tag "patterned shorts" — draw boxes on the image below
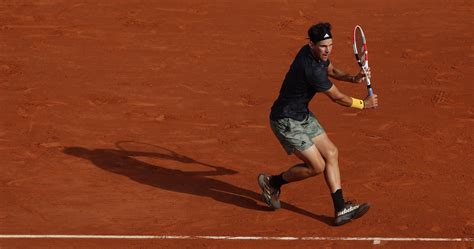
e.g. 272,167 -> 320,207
270,112 -> 325,155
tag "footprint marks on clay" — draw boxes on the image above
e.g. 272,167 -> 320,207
400,49 -> 433,60
0,63 -> 22,78
277,11 -> 309,32
431,90 -> 447,105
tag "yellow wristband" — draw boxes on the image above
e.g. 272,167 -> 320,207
351,97 -> 364,109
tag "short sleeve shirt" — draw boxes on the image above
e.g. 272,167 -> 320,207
270,44 -> 333,121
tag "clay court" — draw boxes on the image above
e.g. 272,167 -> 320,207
1,0 -> 473,248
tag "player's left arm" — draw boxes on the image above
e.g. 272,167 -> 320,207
327,62 -> 369,83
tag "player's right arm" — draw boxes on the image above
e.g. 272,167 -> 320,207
327,62 -> 370,84
324,84 -> 378,109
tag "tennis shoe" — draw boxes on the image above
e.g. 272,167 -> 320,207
257,173 -> 281,209
334,200 -> 370,226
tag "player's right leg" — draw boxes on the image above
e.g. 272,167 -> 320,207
285,145 -> 326,181
258,144 -> 326,209
260,114 -> 326,209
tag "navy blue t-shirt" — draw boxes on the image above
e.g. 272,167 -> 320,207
270,44 -> 333,121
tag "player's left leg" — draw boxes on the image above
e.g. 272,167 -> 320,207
311,133 -> 341,193
311,133 -> 370,226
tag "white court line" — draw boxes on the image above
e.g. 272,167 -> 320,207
0,235 -> 473,243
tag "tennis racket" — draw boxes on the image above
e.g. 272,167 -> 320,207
353,25 -> 374,96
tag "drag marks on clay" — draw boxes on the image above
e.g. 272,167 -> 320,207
215,93 -> 265,108
167,138 -> 220,145
455,115 -> 474,123
5,175 -> 47,187
375,120 -> 397,132
65,30 -> 106,41
124,111 -> 175,123
400,49 -> 433,60
27,100 -> 68,108
38,142 -> 62,148
362,133 -> 384,140
128,102 -> 156,107
0,146 -> 22,151
0,131 -> 9,143
119,16 -> 161,29
223,122 -> 266,130
191,123 -> 219,127
154,7 -> 208,16
87,94 -> 128,106
243,124 -> 266,129
54,2 -> 84,16
178,83 -> 209,95
0,25 -> 64,30
433,71 -> 461,84
341,112 -> 358,117
238,94 -> 264,107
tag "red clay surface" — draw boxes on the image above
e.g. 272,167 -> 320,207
1,0 -> 473,248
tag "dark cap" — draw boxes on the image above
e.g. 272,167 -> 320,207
308,22 -> 332,43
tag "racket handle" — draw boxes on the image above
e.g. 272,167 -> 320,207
365,76 -> 374,96
368,87 -> 374,96
365,77 -> 377,108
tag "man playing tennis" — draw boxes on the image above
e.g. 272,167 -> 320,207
258,22 -> 378,226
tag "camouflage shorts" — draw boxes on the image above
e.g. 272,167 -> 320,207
270,112 -> 325,155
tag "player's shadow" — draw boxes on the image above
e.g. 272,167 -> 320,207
63,143 -> 333,225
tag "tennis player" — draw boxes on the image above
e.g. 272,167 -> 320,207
258,22 -> 378,226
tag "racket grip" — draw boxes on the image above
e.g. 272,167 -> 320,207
365,77 -> 376,108
365,76 -> 374,96
368,87 -> 374,96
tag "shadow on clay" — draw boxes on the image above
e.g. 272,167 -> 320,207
62,141 -> 333,225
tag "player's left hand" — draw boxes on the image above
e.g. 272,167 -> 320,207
354,67 -> 371,83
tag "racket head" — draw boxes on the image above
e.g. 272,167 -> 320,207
353,25 -> 375,96
353,25 -> 368,67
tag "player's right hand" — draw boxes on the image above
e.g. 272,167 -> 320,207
364,94 -> 378,109
354,67 -> 371,83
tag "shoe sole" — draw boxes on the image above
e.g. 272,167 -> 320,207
352,203 -> 370,220
257,174 -> 280,210
335,203 -> 370,226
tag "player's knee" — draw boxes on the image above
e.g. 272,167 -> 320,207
326,146 -> 338,161
307,162 -> 325,176
314,163 -> 326,175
